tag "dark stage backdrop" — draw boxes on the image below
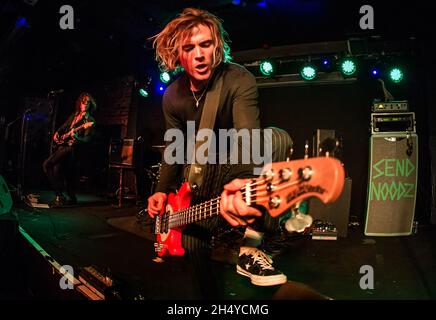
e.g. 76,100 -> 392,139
259,82 -> 372,221
258,78 -> 430,222
136,56 -> 431,223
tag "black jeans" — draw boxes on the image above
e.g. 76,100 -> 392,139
42,145 -> 76,198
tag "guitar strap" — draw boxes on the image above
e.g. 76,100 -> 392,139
187,72 -> 223,193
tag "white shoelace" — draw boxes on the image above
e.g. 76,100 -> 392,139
246,249 -> 274,271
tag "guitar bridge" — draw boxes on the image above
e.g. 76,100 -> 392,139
245,182 -> 251,206
154,216 -> 160,234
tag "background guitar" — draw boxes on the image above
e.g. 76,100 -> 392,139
52,121 -> 94,148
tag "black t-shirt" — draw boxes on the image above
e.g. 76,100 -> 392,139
155,62 -> 260,199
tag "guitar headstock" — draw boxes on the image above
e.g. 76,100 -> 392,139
247,157 -> 345,217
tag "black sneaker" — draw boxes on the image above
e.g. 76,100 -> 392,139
236,247 -> 287,286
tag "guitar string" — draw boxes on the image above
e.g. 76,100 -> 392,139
166,184 -> 303,228
163,180 -> 276,227
165,176 -> 304,223
161,163 -> 326,228
157,165 -> 335,233
166,198 -> 220,226
164,178 -> 267,223
163,178 -> 266,223
164,178 -> 304,228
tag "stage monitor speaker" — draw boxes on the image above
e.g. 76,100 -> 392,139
308,177 -> 352,237
0,175 -> 13,215
109,138 -> 135,166
365,133 -> 418,236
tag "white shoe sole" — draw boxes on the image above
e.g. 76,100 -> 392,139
237,265 -> 287,286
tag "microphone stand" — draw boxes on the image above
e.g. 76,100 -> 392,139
47,91 -> 61,155
1,112 -> 28,198
0,115 -> 6,173
16,109 -> 32,200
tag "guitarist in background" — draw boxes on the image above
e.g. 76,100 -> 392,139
148,8 -> 292,287
43,92 -> 96,207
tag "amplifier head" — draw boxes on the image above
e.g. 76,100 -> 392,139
371,112 -> 416,134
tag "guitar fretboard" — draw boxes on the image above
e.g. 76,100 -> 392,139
167,197 -> 221,229
156,181 -> 256,233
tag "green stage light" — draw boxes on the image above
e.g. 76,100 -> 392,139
300,64 -> 317,81
260,60 -> 274,76
160,72 -> 171,83
389,68 -> 404,83
340,59 -> 357,76
139,88 -> 149,98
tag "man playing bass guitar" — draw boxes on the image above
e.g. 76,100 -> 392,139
43,92 -> 96,207
147,8 -> 294,287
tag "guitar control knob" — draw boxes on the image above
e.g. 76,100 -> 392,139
279,168 -> 292,181
298,166 -> 313,181
263,169 -> 274,182
268,196 -> 281,209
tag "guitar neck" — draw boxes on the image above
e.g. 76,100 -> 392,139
159,157 -> 345,231
167,182 -> 255,229
168,196 -> 222,229
70,123 -> 86,134
60,122 -> 91,141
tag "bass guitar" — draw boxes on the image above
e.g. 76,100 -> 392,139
154,157 -> 345,257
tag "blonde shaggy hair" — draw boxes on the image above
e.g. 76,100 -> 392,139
151,8 -> 232,72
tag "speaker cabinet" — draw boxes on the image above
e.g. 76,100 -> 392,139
308,177 -> 352,237
109,138 -> 135,166
365,133 -> 418,236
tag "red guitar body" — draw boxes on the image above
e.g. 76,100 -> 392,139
155,182 -> 192,257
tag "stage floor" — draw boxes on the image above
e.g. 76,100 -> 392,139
3,191 -> 436,300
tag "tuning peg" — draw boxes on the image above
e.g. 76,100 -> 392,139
304,140 -> 309,159
298,166 -> 313,181
268,196 -> 281,209
263,168 -> 274,182
279,168 -> 292,181
287,147 -> 294,162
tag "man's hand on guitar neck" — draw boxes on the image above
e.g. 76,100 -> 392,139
147,192 -> 168,218
220,178 -> 263,227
